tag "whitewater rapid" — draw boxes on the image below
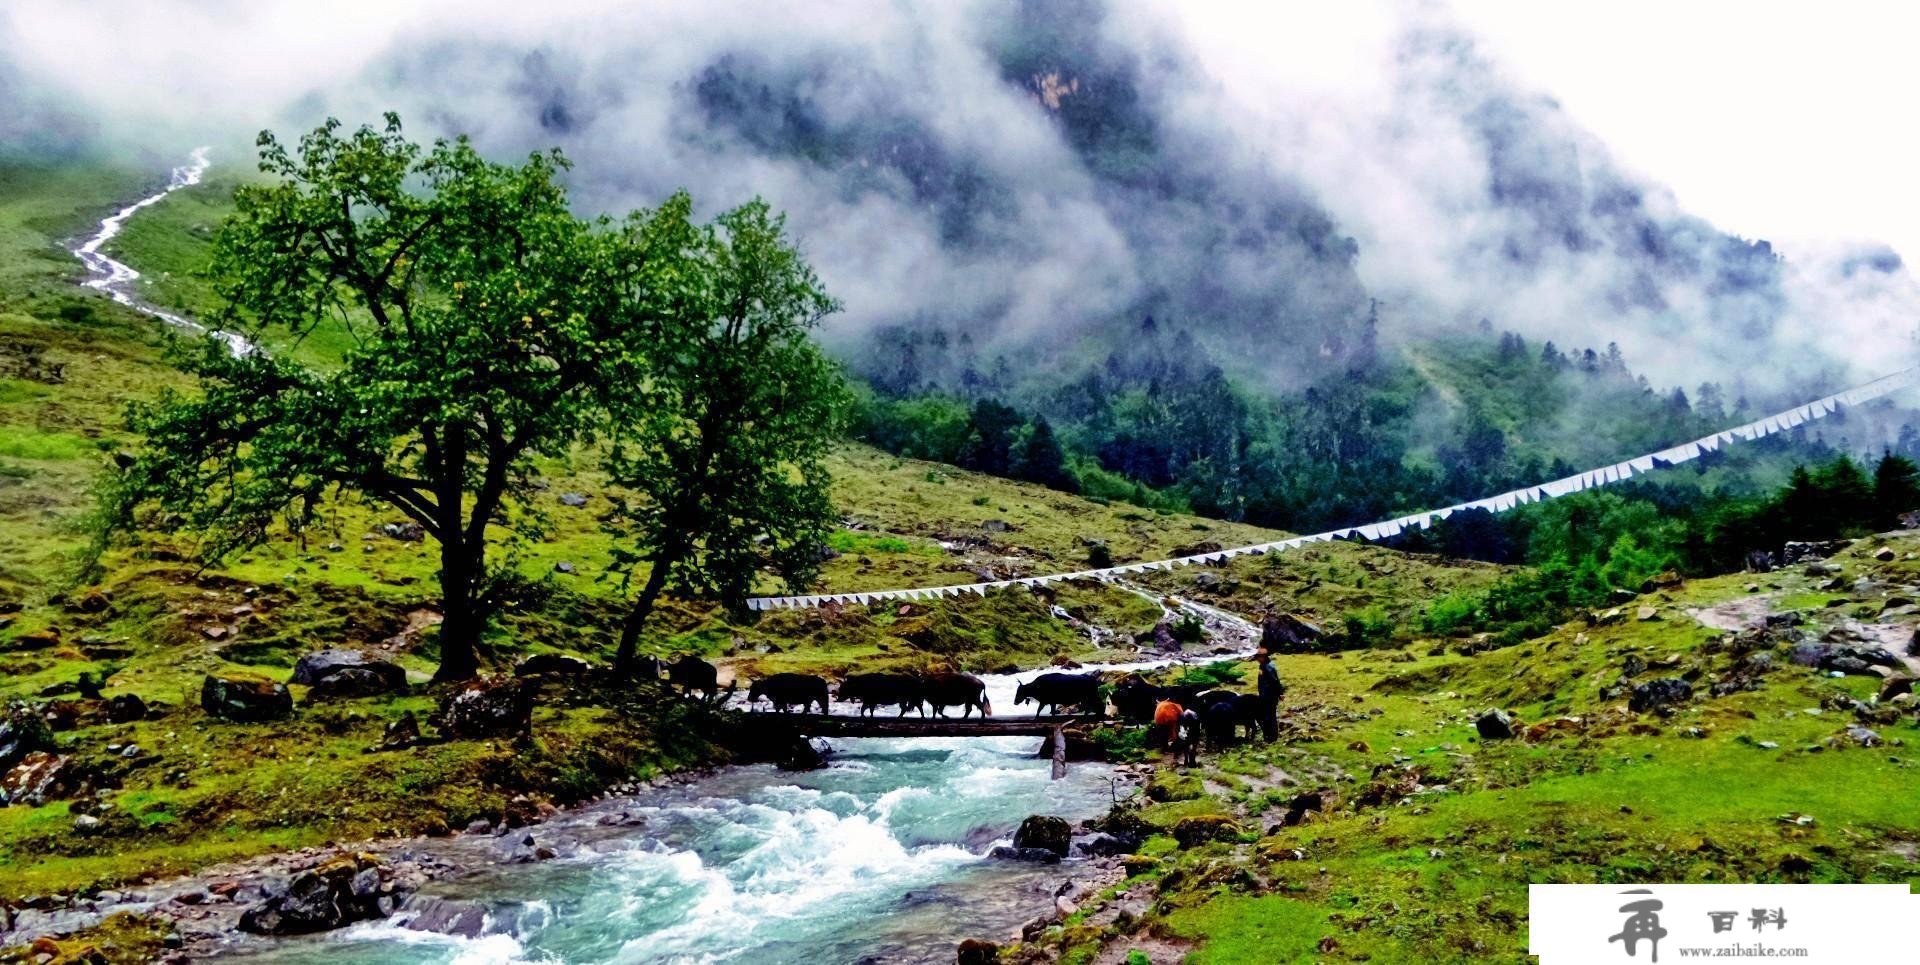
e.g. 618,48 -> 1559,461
235,737 -> 1120,964
70,147 -> 252,354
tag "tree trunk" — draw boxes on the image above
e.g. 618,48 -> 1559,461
431,535 -> 484,682
614,551 -> 677,676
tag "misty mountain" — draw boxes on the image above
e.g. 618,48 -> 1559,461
8,1 -> 1915,394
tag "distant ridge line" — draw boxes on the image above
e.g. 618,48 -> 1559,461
748,365 -> 1920,611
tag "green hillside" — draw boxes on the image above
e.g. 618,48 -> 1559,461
1,159 -> 1914,965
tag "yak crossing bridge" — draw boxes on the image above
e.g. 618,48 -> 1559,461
744,712 -> 1096,779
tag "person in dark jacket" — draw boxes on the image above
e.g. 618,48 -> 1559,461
1255,649 -> 1285,741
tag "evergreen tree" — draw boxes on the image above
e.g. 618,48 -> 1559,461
1872,451 -> 1920,526
957,399 -> 1022,475
1015,417 -> 1078,492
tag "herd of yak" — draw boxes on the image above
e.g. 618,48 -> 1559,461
643,655 -> 1267,746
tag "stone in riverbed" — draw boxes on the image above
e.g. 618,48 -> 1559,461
986,845 -> 1061,864
956,938 -> 1001,965
237,853 -> 386,935
1011,815 -> 1071,857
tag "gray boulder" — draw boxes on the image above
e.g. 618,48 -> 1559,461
291,649 -> 407,690
1474,708 -> 1515,741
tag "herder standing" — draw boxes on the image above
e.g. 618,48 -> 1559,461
1255,648 -> 1284,742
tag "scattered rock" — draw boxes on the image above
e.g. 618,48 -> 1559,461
1171,815 -> 1245,848
1074,832 -> 1141,857
398,896 -> 489,938
1279,790 -> 1327,827
982,519 -> 1011,533
1260,612 -> 1324,652
291,650 -> 407,690
1878,677 -> 1914,703
0,703 -> 55,769
1844,727 -> 1882,748
1474,708 -> 1516,741
433,678 -> 532,740
201,674 -> 294,722
310,667 -> 406,701
1,751 -> 71,806
103,693 -> 148,723
1636,606 -> 1660,622
1628,678 -> 1693,714
1012,815 -> 1071,858
513,653 -> 593,677
1874,546 -> 1897,562
238,853 -> 390,935
558,492 -> 589,508
956,938 -> 1001,965
987,846 -> 1061,864
379,712 -> 421,751
380,521 -> 425,542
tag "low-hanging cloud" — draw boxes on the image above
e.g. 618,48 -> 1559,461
4,0 -> 1914,398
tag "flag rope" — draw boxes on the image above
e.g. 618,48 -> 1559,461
747,366 -> 1920,611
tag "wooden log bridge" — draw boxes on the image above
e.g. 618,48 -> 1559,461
743,712 -> 1101,778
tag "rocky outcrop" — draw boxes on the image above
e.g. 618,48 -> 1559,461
1011,815 -> 1071,858
433,678 -> 532,740
1789,642 -> 1902,677
0,751 -> 70,805
0,703 -> 54,770
1260,612 -> 1323,652
291,649 -> 407,691
1628,678 -> 1693,714
201,675 -> 294,722
237,852 -> 397,935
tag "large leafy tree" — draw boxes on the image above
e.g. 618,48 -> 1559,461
606,201 -> 849,674
102,116 -> 675,681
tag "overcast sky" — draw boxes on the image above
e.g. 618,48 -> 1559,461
1181,0 -> 1920,264
13,1 -> 1916,262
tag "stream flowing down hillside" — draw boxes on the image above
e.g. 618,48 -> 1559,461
70,147 -> 253,354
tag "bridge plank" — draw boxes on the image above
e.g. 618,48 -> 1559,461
739,712 -> 1103,738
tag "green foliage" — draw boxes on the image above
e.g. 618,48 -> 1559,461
96,115 -> 669,680
602,197 -> 850,669
1339,604 -> 1396,647
1174,660 -> 1244,688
